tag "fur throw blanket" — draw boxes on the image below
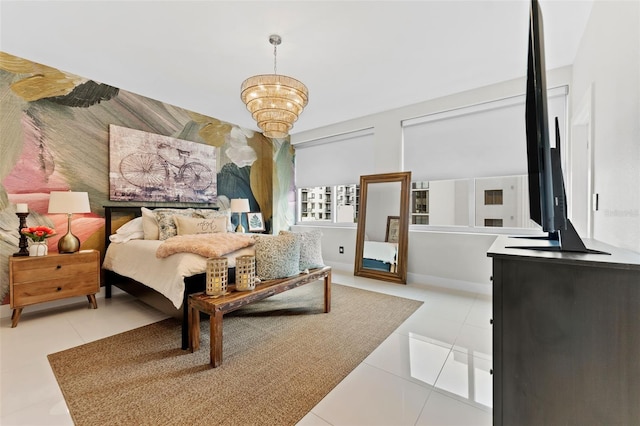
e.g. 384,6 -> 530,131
156,233 -> 255,259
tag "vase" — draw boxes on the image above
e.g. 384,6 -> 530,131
29,241 -> 48,257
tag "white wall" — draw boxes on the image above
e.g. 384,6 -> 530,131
570,0 -> 640,253
292,69 -> 573,294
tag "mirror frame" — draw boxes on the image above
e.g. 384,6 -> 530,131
354,171 -> 411,284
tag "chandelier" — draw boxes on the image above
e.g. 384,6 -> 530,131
241,34 -> 309,139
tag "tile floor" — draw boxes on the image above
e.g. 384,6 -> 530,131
0,269 -> 492,425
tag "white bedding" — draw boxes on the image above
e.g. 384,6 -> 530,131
102,240 -> 255,309
363,241 -> 397,264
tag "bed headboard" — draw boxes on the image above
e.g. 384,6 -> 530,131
104,206 -> 142,250
103,205 -> 219,249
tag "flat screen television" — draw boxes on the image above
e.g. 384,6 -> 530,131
516,0 -> 606,254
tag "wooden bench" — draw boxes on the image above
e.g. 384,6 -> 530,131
188,266 -> 332,367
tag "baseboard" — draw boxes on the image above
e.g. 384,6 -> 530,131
324,260 -> 491,296
407,272 -> 492,296
323,260 -> 353,273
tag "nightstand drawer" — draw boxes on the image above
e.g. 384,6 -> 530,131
11,276 -> 98,306
11,254 -> 97,284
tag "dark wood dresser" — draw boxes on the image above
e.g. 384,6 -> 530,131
488,236 -> 640,425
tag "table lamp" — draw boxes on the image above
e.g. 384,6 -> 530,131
230,198 -> 250,233
48,191 -> 91,253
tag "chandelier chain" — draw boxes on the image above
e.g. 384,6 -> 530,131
273,43 -> 278,75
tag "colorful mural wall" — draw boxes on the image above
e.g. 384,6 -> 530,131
0,52 -> 295,302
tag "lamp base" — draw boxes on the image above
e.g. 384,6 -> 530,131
236,224 -> 245,233
58,232 -> 81,253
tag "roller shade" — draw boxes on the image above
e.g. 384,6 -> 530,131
295,128 -> 374,188
403,86 -> 567,182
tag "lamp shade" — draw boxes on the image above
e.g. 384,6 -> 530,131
230,198 -> 250,213
48,191 -> 91,214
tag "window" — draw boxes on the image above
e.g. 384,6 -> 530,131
402,86 -> 568,182
485,189 -> 503,205
411,181 -> 430,225
408,175 -> 540,230
297,185 -> 359,223
295,129 -> 371,225
402,86 -> 567,232
295,128 -> 374,188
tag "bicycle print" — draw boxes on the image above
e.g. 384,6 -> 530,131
109,125 -> 217,202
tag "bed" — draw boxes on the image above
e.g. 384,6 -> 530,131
362,241 -> 397,272
102,205 -> 254,349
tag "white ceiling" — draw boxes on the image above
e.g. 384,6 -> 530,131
0,0 -> 593,136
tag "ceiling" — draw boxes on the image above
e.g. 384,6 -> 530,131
0,0 -> 593,136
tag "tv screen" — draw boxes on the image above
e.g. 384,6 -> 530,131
526,0 -> 557,233
520,0 -> 606,254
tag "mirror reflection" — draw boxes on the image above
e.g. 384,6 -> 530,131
354,172 -> 411,284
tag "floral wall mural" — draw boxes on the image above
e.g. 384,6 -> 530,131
0,52 -> 295,303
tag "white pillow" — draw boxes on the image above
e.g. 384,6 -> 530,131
117,216 -> 143,234
141,207 -> 159,240
109,231 -> 145,243
109,217 -> 144,243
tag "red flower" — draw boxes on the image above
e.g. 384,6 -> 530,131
21,225 -> 56,242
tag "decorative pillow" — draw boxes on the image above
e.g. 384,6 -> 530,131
280,230 -> 325,270
153,208 -> 196,240
253,234 -> 300,280
174,215 -> 228,236
141,207 -> 160,240
194,209 -> 234,232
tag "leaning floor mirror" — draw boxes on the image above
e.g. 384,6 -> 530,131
354,171 -> 411,284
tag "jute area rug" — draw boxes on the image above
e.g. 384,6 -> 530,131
48,282 -> 422,426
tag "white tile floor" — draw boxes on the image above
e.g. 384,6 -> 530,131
0,269 -> 492,425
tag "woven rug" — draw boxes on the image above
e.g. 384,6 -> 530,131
48,282 -> 422,426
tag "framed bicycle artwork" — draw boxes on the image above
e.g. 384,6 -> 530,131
108,124 -> 217,202
247,212 -> 265,232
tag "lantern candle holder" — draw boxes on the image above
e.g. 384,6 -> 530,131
235,255 -> 256,291
206,257 -> 228,296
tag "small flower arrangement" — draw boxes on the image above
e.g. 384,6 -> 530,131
21,226 -> 56,242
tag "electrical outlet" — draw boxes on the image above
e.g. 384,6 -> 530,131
339,246 -> 344,254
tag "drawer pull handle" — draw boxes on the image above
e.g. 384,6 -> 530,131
56,287 -> 62,291
56,265 -> 62,269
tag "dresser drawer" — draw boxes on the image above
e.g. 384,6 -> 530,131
10,250 -> 99,308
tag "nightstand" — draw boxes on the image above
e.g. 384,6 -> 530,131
9,249 -> 100,327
